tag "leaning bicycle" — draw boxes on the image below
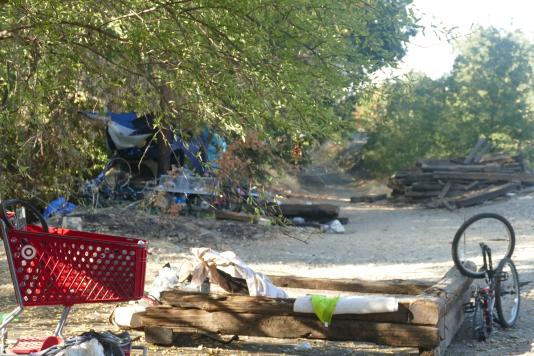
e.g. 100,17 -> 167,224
451,213 -> 520,341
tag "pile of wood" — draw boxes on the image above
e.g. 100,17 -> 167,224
137,265 -> 474,355
388,139 -> 533,208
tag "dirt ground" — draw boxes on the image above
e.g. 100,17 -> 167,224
0,180 -> 533,355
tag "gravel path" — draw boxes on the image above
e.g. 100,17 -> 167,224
0,189 -> 533,355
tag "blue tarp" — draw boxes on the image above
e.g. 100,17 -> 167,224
43,197 -> 76,219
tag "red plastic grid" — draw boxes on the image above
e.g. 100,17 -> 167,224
6,226 -> 147,306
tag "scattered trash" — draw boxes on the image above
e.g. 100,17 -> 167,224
292,217 -> 306,226
148,263 -> 180,300
294,341 -> 313,351
19,330 -> 133,356
184,247 -> 287,298
43,197 -> 76,219
111,304 -> 148,329
156,173 -> 219,196
62,216 -> 82,230
321,220 -> 345,234
257,217 -> 272,226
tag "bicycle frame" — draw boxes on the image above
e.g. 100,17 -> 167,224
467,243 -> 497,339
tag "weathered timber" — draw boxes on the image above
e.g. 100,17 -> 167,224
214,210 -> 257,223
472,141 -> 492,164
409,262 -> 474,326
276,204 -> 339,220
140,308 -> 440,348
404,189 -> 442,198
158,290 -> 413,324
139,265 -> 474,354
144,326 -> 239,346
437,182 -> 452,199
433,171 -> 534,183
452,182 -> 519,208
266,275 -> 432,295
420,163 -> 500,173
435,287 -> 472,355
464,138 -> 487,164
411,182 -> 445,192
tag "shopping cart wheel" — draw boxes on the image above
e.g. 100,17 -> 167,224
0,199 -> 49,232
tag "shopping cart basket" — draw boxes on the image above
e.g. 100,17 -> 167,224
0,199 -> 148,354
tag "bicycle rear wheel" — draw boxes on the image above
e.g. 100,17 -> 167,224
452,213 -> 515,278
495,257 -> 520,328
103,157 -> 131,192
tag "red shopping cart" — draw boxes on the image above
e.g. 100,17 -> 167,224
0,199 -> 148,354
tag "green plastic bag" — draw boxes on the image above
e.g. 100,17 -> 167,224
311,295 -> 340,327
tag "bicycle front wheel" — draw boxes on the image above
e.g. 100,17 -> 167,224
452,213 -> 515,279
495,257 -> 520,328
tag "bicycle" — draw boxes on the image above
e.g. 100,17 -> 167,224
451,213 -> 520,341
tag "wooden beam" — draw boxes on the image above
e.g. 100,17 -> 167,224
433,171 -> 534,183
214,210 -> 257,223
276,204 -> 339,220
409,263 -> 474,326
421,163 -> 500,173
437,182 -> 452,199
452,182 -> 519,208
266,275 -> 433,295
464,138 -> 487,164
140,308 -> 440,348
159,290 -> 413,324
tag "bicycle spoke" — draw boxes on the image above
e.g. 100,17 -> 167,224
495,258 -> 520,327
452,213 -> 515,278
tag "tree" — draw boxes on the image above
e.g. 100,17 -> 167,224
0,0 -> 417,197
357,73 -> 449,174
357,27 -> 534,175
446,28 -> 534,152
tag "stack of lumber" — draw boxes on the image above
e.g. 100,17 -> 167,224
137,264 -> 474,355
388,139 -> 531,208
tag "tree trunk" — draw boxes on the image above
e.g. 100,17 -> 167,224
157,84 -> 173,176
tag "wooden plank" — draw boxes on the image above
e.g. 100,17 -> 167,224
451,182 -> 519,208
464,138 -> 487,164
421,163 -> 500,173
436,287 -> 472,355
411,182 -> 445,192
140,308 -> 440,348
159,290 -> 413,324
351,194 -> 388,203
214,210 -> 257,223
437,182 -> 452,199
144,326 -> 238,346
266,275 -> 432,295
472,141 -> 491,163
433,171 -> 534,183
276,204 -> 339,220
418,286 -> 472,356
409,263 -> 474,326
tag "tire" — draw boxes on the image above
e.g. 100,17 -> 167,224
495,257 -> 520,328
473,297 -> 488,341
103,157 -> 131,192
452,213 -> 515,279
0,199 -> 49,233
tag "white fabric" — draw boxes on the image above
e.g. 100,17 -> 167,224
108,121 -> 151,149
190,247 -> 287,298
293,295 -> 398,314
148,265 -> 180,300
57,338 -> 104,356
111,304 -> 146,329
